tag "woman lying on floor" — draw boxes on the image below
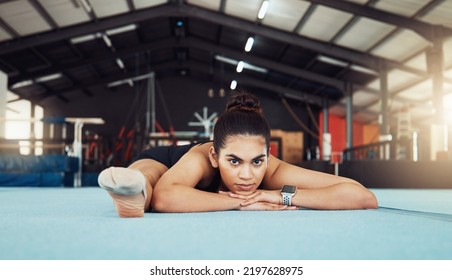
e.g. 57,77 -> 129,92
98,90 -> 378,218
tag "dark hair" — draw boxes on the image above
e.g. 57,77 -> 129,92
213,90 -> 270,153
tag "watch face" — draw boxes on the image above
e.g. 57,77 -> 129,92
282,185 -> 297,194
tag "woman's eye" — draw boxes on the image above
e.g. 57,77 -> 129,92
253,159 -> 263,166
230,159 -> 239,165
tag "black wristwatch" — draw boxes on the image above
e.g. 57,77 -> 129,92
281,185 -> 297,206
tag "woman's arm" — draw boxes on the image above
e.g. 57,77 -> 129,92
288,182 -> 378,210
151,148 -> 291,212
246,155 -> 378,210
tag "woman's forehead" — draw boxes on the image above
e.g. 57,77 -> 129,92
220,135 -> 267,155
224,134 -> 266,144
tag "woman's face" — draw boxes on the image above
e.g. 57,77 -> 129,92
210,134 -> 269,195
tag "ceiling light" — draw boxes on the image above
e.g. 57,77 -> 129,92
70,33 -> 100,44
258,0 -> 269,19
108,79 -> 133,88
107,73 -> 154,88
11,80 -> 33,89
71,32 -> 118,47
244,37 -> 254,52
230,80 -> 237,90
317,55 -> 348,67
35,73 -> 62,83
102,34 -> 112,48
106,24 -> 137,36
350,65 -> 378,75
214,55 -> 268,74
236,61 -> 244,73
242,62 -> 267,73
214,55 -> 237,65
317,55 -> 377,75
116,58 -> 125,70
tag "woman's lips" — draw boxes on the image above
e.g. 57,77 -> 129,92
235,184 -> 255,191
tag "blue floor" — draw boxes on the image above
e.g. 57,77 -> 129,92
0,187 -> 451,260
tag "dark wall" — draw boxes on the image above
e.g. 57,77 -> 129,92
300,160 -> 452,189
40,75 -> 318,150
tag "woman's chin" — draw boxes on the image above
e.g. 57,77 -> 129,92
233,189 -> 257,196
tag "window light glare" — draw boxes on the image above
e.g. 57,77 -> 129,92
444,93 -> 452,123
258,0 -> 269,19
236,61 -> 244,73
230,80 -> 237,90
443,93 -> 452,109
244,37 -> 254,52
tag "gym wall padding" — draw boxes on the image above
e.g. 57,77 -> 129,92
0,155 -> 79,187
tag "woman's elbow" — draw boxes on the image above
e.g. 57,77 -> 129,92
151,188 -> 173,212
356,186 -> 378,209
345,182 -> 378,209
362,190 -> 378,209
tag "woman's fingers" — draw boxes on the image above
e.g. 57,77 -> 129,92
219,190 -> 258,200
241,190 -> 281,206
240,202 -> 298,211
220,190 -> 291,209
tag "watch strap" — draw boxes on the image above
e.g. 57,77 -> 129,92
282,193 -> 292,206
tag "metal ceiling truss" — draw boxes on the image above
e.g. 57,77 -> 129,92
305,0 -> 452,41
1,0 -> 451,124
28,0 -> 59,29
364,0 -> 445,53
9,37 -> 347,95
0,2 -> 436,77
33,59 -> 323,108
7,38 -> 345,106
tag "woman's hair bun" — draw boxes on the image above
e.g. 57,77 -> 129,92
226,91 -> 263,114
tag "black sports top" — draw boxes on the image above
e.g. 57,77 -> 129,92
131,142 -> 220,193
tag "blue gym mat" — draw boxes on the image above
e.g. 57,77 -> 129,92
0,187 -> 451,260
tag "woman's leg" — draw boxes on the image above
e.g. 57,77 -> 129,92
98,159 -> 168,218
128,159 -> 168,212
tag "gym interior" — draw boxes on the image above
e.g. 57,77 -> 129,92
0,0 -> 452,260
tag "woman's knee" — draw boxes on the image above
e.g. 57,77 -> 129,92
128,159 -> 168,187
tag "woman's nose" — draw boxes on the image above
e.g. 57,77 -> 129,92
239,164 -> 252,179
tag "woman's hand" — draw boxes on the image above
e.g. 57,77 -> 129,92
219,190 -> 298,210
239,202 -> 297,211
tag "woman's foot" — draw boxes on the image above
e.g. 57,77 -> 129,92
98,167 -> 147,218
108,192 -> 145,218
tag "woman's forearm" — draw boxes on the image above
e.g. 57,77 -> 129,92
291,183 -> 378,210
151,185 -> 242,213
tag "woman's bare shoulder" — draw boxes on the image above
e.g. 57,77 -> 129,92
191,141 -> 213,151
158,142 -> 214,188
171,142 -> 214,172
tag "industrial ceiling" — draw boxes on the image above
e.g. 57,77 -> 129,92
1,0 -> 452,129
